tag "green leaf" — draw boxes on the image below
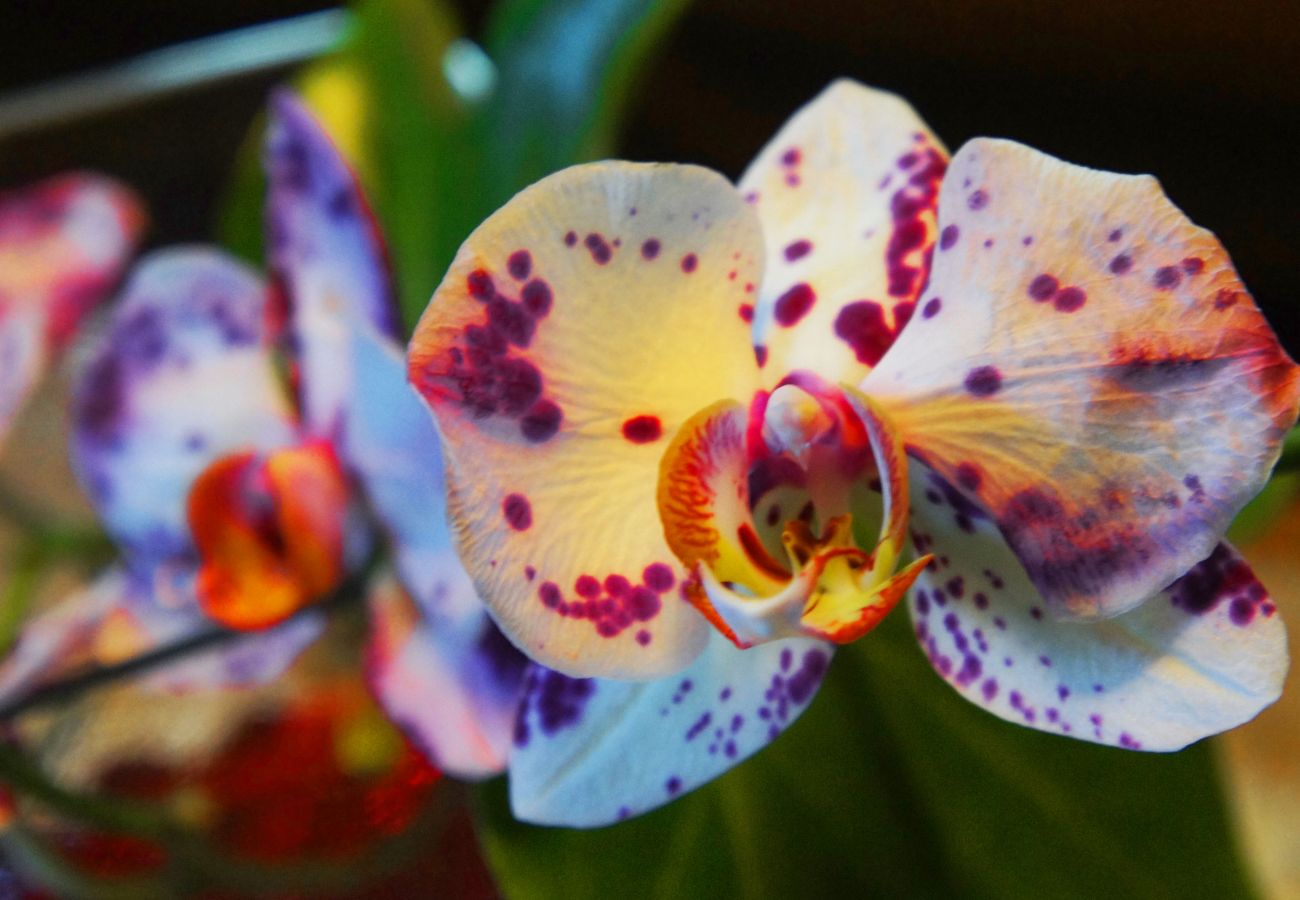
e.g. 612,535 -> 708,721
1278,425 -> 1300,474
348,0 -> 481,329
474,611 -> 1255,900
476,0 -> 692,205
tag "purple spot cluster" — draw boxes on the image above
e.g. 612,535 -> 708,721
753,649 -> 828,741
1026,273 -> 1087,313
885,140 -> 945,299
535,563 -> 677,640
75,269 -> 265,449
1167,543 -> 1273,626
421,263 -> 563,443
512,667 -> 596,748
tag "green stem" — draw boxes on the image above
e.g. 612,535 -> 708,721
0,544 -> 44,657
0,742 -> 176,839
0,548 -> 379,722
0,478 -> 54,535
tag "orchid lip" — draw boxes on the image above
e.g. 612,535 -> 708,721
661,380 -> 925,648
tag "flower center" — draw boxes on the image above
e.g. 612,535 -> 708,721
188,440 -> 350,630
659,376 -> 932,647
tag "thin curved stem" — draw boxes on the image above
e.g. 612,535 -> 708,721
0,548 -> 379,722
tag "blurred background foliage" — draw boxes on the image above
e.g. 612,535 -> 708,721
0,0 -> 1297,896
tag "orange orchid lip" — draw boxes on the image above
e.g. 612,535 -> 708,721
188,440 -> 349,631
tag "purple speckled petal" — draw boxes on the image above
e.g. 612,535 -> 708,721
0,173 -> 144,449
71,248 -> 296,573
507,631 -> 833,826
366,574 -> 527,779
907,462 -> 1286,751
264,91 -> 400,441
866,138 -> 1300,622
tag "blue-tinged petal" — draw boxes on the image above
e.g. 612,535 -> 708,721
264,91 -> 400,440
338,322 -> 453,605
906,463 -> 1286,751
0,173 -> 144,447
867,139 -> 1300,622
366,575 -> 527,779
71,248 -> 296,572
507,631 -> 832,827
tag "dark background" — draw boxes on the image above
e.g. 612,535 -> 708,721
2,0 -> 1296,347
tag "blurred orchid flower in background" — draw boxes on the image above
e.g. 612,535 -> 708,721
0,93 -> 526,779
2,646 -> 497,898
0,173 -> 144,450
408,79 -> 1299,825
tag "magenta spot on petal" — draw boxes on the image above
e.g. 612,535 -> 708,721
1053,286 -> 1086,313
1181,256 -> 1205,274
784,239 -> 812,262
636,629 -> 652,646
964,366 -> 1002,397
521,279 -> 552,317
967,189 -> 988,210
641,238 -> 661,260
1027,274 -> 1058,301
644,563 -> 676,592
1153,266 -> 1182,289
539,582 -> 562,608
584,233 -> 612,265
774,283 -> 816,327
622,415 -> 663,444
1109,253 -> 1133,274
1108,228 -> 1123,242
680,253 -> 698,273
503,493 -> 533,531
507,250 -> 532,280
781,147 -> 801,166
922,297 -> 942,319
834,300 -> 895,366
939,225 -> 959,251
1213,289 -> 1240,311
564,231 -> 577,247
520,400 -> 563,442
467,269 -> 495,301
754,345 -> 768,367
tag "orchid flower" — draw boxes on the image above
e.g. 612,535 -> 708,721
0,173 -> 143,449
408,80 -> 1299,825
0,94 -> 525,778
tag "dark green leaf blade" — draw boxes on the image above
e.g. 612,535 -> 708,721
475,612 -> 1255,900
476,0 -> 692,208
348,0 -> 478,329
